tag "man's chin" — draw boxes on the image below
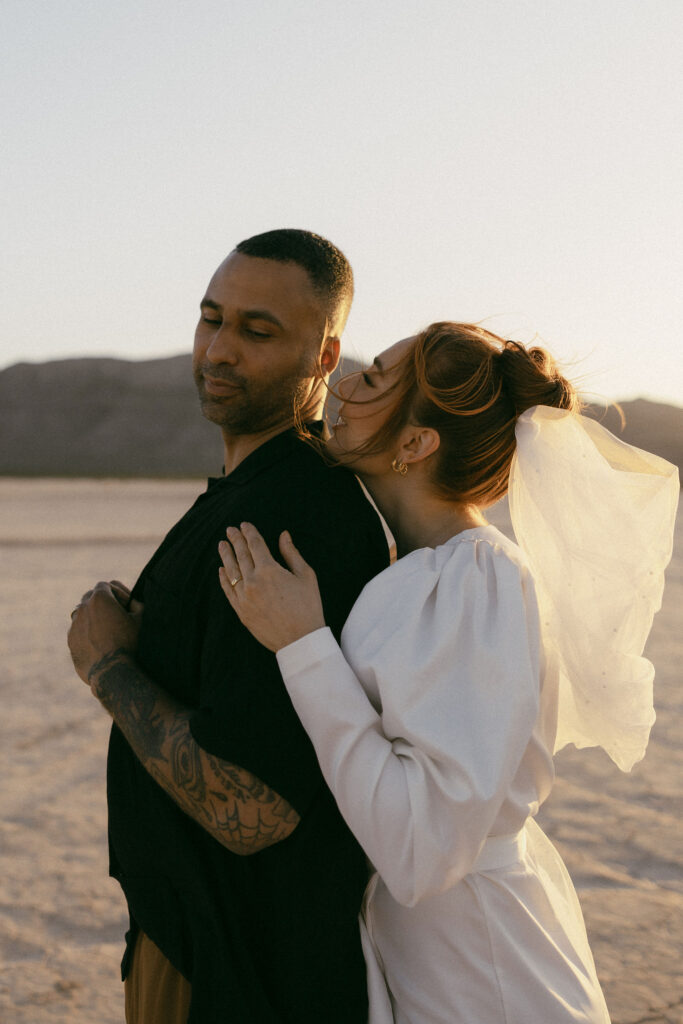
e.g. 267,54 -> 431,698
198,396 -> 244,430
198,398 -> 293,437
198,396 -> 229,423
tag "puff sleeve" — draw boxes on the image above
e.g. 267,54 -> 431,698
277,534 -> 543,907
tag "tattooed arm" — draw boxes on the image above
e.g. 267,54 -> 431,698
68,583 -> 300,856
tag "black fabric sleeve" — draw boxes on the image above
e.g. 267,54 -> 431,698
189,488 -> 389,817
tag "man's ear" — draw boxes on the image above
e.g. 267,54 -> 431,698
318,336 -> 341,377
398,425 -> 441,466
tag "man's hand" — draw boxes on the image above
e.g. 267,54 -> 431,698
68,581 -> 143,685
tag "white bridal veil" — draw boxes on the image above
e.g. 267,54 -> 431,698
509,406 -> 679,772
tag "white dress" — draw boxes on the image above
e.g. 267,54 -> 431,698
277,525 -> 611,1023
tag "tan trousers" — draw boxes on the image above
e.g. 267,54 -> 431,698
124,930 -> 192,1024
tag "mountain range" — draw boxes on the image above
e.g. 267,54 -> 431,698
1,354 -> 681,478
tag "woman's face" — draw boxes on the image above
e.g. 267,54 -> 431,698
327,337 -> 414,471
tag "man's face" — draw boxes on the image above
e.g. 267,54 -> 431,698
193,253 -> 326,435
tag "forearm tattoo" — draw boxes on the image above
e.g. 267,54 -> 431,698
90,650 -> 300,855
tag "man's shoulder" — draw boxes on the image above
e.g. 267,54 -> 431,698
265,434 -> 371,510
238,437 -> 385,557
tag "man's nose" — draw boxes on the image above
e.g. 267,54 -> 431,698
206,324 -> 239,366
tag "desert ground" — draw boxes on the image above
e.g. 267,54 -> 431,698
1,478 -> 681,1024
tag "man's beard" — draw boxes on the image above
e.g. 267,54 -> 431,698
193,361 -> 318,436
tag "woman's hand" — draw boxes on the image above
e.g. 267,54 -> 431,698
218,523 -> 326,652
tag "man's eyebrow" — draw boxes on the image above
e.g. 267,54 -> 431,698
373,357 -> 384,373
199,301 -> 284,330
243,309 -> 284,329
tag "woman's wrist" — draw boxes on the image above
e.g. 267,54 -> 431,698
276,626 -> 336,672
275,616 -> 326,653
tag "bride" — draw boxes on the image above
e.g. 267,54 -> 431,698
218,322 -> 678,1023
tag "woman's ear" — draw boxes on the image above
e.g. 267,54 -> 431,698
398,425 -> 441,466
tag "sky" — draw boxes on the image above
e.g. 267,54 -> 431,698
2,0 -> 682,406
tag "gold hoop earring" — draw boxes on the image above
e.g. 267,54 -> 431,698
391,458 -> 408,476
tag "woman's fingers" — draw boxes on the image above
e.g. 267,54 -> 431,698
220,523 -> 304,599
279,531 -> 314,578
239,522 -> 278,568
225,527 -> 255,577
221,524 -> 308,579
218,539 -> 242,583
218,565 -> 239,606
217,534 -> 244,609
217,526 -> 325,650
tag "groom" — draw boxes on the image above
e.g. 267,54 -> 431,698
68,229 -> 390,1023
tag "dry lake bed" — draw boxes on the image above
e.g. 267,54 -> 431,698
1,478 -> 681,1023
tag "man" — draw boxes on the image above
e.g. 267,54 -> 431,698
68,230 -> 390,1023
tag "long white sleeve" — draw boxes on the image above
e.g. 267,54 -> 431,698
277,531 -> 544,907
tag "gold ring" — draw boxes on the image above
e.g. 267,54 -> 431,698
229,575 -> 243,588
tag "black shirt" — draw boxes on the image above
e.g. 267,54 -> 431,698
107,427 -> 390,1023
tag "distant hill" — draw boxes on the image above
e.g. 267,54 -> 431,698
0,354 -> 360,477
1,355 -> 681,478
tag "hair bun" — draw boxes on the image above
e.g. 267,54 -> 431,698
499,341 -> 578,415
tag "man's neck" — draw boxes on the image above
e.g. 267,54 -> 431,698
220,392 -> 327,476
221,423 -> 294,477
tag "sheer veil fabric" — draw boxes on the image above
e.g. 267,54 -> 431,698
509,406 -> 680,772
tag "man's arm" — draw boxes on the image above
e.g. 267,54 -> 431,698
69,584 -> 300,856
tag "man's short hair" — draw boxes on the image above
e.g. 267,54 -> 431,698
235,228 -> 354,335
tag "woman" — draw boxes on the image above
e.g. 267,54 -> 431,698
218,323 -> 678,1023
